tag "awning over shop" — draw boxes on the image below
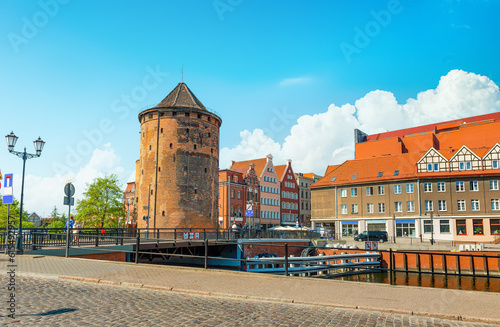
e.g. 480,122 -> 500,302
367,220 -> 386,224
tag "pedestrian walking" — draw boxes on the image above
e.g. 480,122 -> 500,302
72,220 -> 81,246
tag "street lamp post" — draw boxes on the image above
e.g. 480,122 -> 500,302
424,211 -> 439,245
5,132 -> 45,254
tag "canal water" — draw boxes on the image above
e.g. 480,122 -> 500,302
335,272 -> 500,293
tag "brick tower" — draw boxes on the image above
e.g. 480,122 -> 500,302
135,82 -> 222,229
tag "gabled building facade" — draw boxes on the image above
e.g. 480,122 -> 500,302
312,112 -> 500,243
218,170 -> 246,228
231,154 -> 280,228
296,173 -> 323,227
275,160 -> 299,226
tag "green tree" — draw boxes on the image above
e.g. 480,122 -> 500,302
75,174 -> 125,228
46,220 -> 65,229
0,198 -> 29,228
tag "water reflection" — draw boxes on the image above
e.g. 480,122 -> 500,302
335,272 -> 500,293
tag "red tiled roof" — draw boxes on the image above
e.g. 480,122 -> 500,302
230,158 -> 268,177
274,165 -> 286,181
312,148 -> 500,189
365,112 -> 500,142
323,165 -> 340,176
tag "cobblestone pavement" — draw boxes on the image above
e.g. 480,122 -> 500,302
0,276 -> 496,327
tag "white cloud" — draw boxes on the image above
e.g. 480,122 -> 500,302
279,77 -> 312,87
21,143 -> 127,217
221,70 -> 500,174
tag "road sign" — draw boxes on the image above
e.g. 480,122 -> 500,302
63,196 -> 74,206
246,203 -> 253,210
372,241 -> 379,250
2,174 -> 13,204
245,210 -> 253,217
64,183 -> 75,197
365,241 -> 372,250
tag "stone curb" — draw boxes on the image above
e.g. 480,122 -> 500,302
172,288 -> 211,296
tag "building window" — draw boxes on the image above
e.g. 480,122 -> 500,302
456,219 -> 467,235
473,219 -> 483,235
237,191 -> 241,199
437,182 -> 445,192
377,172 -> 383,177
340,189 -> 347,197
492,199 -> 500,210
406,184 -> 414,193
341,204 -> 347,215
490,180 -> 499,190
394,185 -> 401,194
231,190 -> 235,198
351,204 -> 358,214
427,163 -> 439,172
342,223 -> 358,237
366,187 -> 373,196
493,160 -> 499,169
470,181 -> 478,191
425,200 -> 433,212
459,161 -> 472,170
396,222 -> 416,237
170,143 -> 173,149
491,219 -> 500,235
424,183 -> 432,192
471,199 -> 480,211
377,186 -> 385,195
457,199 -> 466,211
351,188 -> 358,197
438,200 -> 447,212
440,220 -> 450,233
394,201 -> 402,212
423,220 -> 433,233
378,203 -> 385,213
456,181 -> 465,192
366,203 -> 374,214
407,201 -> 415,212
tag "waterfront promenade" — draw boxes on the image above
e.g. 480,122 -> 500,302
1,255 -> 499,326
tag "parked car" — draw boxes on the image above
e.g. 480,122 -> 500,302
354,231 -> 388,243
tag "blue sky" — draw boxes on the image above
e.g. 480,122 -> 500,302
1,0 -> 500,216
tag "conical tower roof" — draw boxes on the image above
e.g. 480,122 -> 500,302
154,82 -> 206,111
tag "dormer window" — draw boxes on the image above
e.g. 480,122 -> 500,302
377,172 -> 383,178
459,162 -> 472,170
427,163 -> 439,172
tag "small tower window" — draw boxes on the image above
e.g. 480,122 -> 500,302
142,132 -> 145,138
194,144 -> 197,150
183,166 -> 187,171
185,112 -> 190,117
141,170 -> 143,175
208,132 -> 211,137
172,112 -> 177,117
205,168 -> 207,173
211,148 -> 213,154
150,190 -> 153,195
160,128 -> 163,133
170,143 -> 173,149
194,188 -> 197,194
149,114 -> 152,118
186,128 -> 189,134
173,154 -> 176,162
160,113 -> 164,117
158,167 -> 161,172
208,117 -> 211,122
197,114 -> 202,119
162,211 -> 165,216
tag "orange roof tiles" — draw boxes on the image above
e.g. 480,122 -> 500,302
230,158 -> 268,177
323,165 -> 340,176
365,112 -> 500,142
274,165 -> 286,181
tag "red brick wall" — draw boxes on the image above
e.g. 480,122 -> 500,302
136,109 -> 221,229
73,252 -> 127,262
243,241 -> 310,258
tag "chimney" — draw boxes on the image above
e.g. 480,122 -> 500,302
230,160 -> 235,167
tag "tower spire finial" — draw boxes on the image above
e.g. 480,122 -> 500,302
181,65 -> 184,82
